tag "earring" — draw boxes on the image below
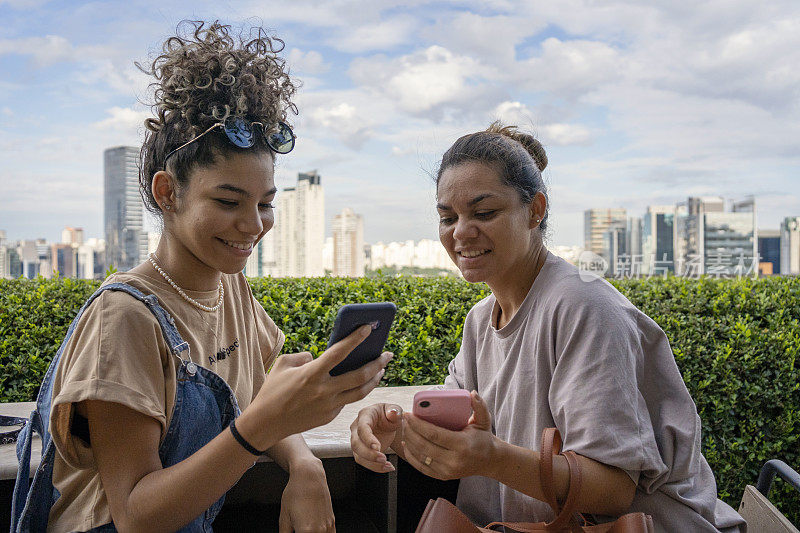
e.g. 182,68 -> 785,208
164,204 -> 171,211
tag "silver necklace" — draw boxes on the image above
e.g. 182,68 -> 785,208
148,253 -> 224,312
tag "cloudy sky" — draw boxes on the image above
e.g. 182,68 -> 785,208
1,0 -> 798,247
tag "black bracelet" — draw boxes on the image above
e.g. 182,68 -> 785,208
229,419 -> 266,456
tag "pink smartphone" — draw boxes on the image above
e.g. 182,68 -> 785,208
412,389 -> 472,431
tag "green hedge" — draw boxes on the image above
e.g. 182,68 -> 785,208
1,275 -> 798,522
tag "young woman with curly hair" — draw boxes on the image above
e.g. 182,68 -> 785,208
11,21 -> 389,533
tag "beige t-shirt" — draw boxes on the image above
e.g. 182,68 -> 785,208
47,270 -> 284,533
444,252 -> 745,532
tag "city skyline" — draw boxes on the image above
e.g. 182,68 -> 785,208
1,1 -> 799,247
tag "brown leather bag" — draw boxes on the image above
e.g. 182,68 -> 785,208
415,428 -> 654,533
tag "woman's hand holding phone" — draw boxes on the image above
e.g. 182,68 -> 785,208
401,391 -> 500,481
237,325 -> 393,452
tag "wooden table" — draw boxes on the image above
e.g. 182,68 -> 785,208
1,385 -> 431,533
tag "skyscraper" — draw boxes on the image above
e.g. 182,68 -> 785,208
104,146 -> 146,271
627,216 -> 642,258
273,171 -> 325,277
332,208 -> 364,277
780,216 -> 800,275
584,208 -> 627,257
676,196 -> 756,276
642,205 -> 676,275
758,229 -> 781,275
0,230 -> 8,279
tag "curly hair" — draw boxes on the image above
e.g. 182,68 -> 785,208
436,121 -> 550,233
138,20 -> 298,216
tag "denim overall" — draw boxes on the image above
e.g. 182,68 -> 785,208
9,282 -> 241,532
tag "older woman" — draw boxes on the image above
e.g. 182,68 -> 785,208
350,123 -> 745,532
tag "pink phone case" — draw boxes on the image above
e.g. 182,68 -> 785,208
412,389 -> 472,431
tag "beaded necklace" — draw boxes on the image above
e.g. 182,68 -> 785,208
148,253 -> 224,312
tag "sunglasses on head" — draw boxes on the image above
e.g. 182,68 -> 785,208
163,117 -> 295,170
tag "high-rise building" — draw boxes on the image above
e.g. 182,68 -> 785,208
0,230 -> 8,279
104,146 -> 146,272
77,238 -> 106,279
51,243 -> 77,278
676,197 -> 714,276
17,239 -> 41,279
627,217 -> 642,258
780,217 -> 800,275
273,171 -> 325,276
676,196 -> 756,277
62,227 -> 84,246
322,237 -> 334,273
758,229 -> 781,276
584,208 -> 627,257
332,208 -> 364,277
642,205 -> 676,275
602,221 -> 627,275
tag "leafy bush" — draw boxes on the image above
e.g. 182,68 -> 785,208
0,277 -> 99,402
1,274 -> 798,522
613,276 -> 799,521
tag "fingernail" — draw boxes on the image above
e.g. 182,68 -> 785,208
384,463 -> 395,472
371,443 -> 379,451
378,369 -> 386,379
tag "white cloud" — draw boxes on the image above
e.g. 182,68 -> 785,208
333,16 -> 417,53
350,46 -> 489,115
492,101 -> 593,146
0,35 -> 75,67
492,101 -> 535,127
92,106 -> 149,132
540,123 -> 593,146
422,12 -> 543,66
0,0 -> 47,8
76,60 -> 151,99
287,48 -> 329,75
306,102 -> 374,148
517,38 -> 620,98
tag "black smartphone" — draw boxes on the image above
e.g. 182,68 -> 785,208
327,302 -> 397,376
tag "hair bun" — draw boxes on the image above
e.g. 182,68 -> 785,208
486,121 -> 547,172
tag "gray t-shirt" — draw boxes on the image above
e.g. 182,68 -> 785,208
443,252 -> 744,532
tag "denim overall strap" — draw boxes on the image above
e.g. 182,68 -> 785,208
11,282 -> 192,533
159,362 -> 241,532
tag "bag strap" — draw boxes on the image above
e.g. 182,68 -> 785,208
539,427 -> 562,512
547,450 -> 582,529
539,428 -> 584,530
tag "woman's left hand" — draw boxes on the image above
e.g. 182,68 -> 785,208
401,391 -> 497,481
279,459 -> 335,532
